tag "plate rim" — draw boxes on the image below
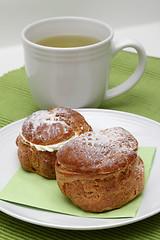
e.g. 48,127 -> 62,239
0,108 -> 160,230
0,200 -> 160,230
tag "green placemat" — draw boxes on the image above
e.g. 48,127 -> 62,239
0,51 -> 160,239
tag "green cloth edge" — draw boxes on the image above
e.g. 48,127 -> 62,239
0,147 -> 156,219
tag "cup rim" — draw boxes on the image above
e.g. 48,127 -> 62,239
22,16 -> 113,51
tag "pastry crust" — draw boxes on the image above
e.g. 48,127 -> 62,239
56,127 -> 145,212
16,107 -> 92,179
16,135 -> 57,179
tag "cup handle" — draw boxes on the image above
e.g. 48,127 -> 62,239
104,39 -> 147,100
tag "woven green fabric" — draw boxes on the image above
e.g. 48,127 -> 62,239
0,51 -> 160,239
101,51 -> 160,122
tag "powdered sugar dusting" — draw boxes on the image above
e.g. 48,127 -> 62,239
99,127 -> 138,151
23,110 -> 68,131
22,110 -> 73,145
20,108 -> 92,147
68,127 -> 137,154
58,127 -> 138,173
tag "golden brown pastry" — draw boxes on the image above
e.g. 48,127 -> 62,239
56,127 -> 145,212
16,107 -> 92,179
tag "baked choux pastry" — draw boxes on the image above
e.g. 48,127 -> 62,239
56,127 -> 145,212
16,107 -> 92,179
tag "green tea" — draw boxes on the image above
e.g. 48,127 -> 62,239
36,35 -> 100,48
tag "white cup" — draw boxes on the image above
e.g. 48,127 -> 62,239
22,16 -> 147,109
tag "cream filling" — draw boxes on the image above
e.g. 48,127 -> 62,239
20,129 -> 77,152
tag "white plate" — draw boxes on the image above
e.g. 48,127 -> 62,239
0,109 -> 160,230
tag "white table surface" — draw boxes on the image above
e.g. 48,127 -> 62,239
0,0 -> 160,77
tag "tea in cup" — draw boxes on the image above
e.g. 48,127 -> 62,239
22,16 -> 147,109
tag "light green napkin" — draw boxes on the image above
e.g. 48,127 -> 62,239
0,147 -> 156,219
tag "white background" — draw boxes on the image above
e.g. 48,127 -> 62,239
0,0 -> 160,76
